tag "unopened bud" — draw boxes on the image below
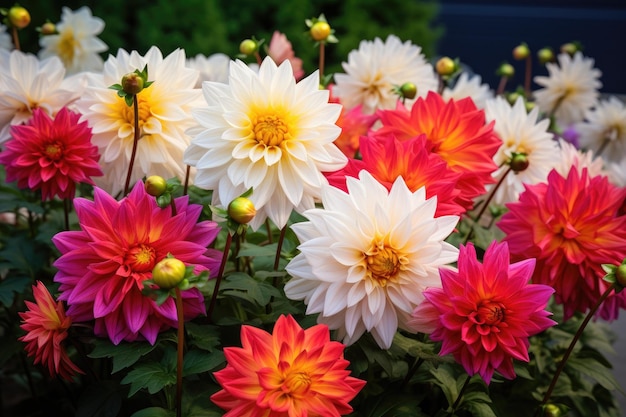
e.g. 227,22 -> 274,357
436,57 -> 456,76
40,22 -> 56,35
537,47 -> 555,65
310,21 -> 331,42
121,73 -> 144,96
560,42 -> 578,56
525,101 -> 536,112
498,63 -> 515,78
239,39 -> 258,56
152,258 -> 186,290
8,5 -> 30,29
616,264 -> 626,287
543,404 -> 562,417
145,175 -> 168,197
228,197 -> 256,224
400,82 -> 417,100
512,43 -> 530,60
510,153 -> 529,172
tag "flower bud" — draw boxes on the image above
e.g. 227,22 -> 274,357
512,43 -> 530,60
228,197 -> 256,224
436,57 -> 456,76
8,5 -> 30,29
399,82 -> 417,100
152,258 -> 186,290
310,21 -> 331,41
560,42 -> 578,56
145,175 -> 168,197
40,22 -> 56,35
121,72 -> 144,96
507,92 -> 521,105
537,47 -> 555,64
524,101 -> 536,112
239,39 -> 258,56
616,264 -> 626,287
497,63 -> 515,78
510,153 -> 529,172
543,404 -> 562,417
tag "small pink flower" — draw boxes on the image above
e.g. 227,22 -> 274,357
0,107 -> 102,201
19,281 -> 83,380
268,31 -> 304,81
411,242 -> 556,384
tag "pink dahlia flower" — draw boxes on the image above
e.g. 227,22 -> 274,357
19,281 -> 84,380
268,31 -> 304,81
499,167 -> 626,321
411,242 -> 556,384
0,107 -> 102,201
211,315 -> 365,416
52,182 -> 222,344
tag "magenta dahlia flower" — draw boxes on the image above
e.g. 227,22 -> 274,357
52,182 -> 221,344
410,241 -> 556,384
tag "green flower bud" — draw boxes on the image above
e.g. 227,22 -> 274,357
152,258 -> 186,290
436,56 -> 456,76
616,264 -> 626,287
121,72 -> 144,96
560,42 -> 578,56
537,47 -> 555,65
510,153 -> 529,172
498,62 -> 515,78
543,404 -> 562,417
525,101 -> 536,112
239,39 -> 258,56
145,175 -> 168,197
399,82 -> 417,100
40,22 -> 56,35
8,5 -> 30,29
507,92 -> 521,105
228,197 -> 256,225
310,21 -> 331,41
512,43 -> 530,60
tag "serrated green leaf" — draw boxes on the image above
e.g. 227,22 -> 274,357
237,243 -> 278,257
0,275 -> 30,307
220,272 -> 281,306
121,362 -> 176,397
0,235 -> 48,278
185,322 -> 221,351
182,349 -> 225,377
465,401 -> 498,417
429,364 -> 459,406
567,356 -> 623,392
88,340 -> 159,373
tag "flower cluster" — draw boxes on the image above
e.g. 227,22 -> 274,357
2,5 -> 626,417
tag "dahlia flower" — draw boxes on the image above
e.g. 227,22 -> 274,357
333,35 -> 438,113
332,104 -> 378,158
186,53 -> 231,87
0,50 -> 82,144
484,96 -> 559,205
553,139 -> 605,179
410,242 -> 555,384
211,315 -> 365,416
576,96 -> 626,163
52,182 -> 222,344
75,46 -> 202,196
375,91 -> 501,212
534,52 -> 602,126
268,31 -> 305,81
38,6 -> 108,75
184,57 -> 347,230
0,24 -> 11,51
499,168 -> 626,320
19,281 -> 84,381
442,72 -> 493,110
0,107 -> 102,201
325,134 -> 464,217
285,171 -> 459,349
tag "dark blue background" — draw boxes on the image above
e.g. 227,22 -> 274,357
435,0 -> 626,94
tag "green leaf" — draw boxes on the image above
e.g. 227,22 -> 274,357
0,275 -> 30,307
465,401 -> 498,417
88,339 -> 159,373
182,349 -> 225,377
130,407 -> 173,417
121,362 -> 176,397
220,272 -> 281,306
429,364 -> 459,407
0,235 -> 48,278
185,322 -> 221,351
567,356 -> 623,392
75,381 -> 124,417
237,243 -> 278,257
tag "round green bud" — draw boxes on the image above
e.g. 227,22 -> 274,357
400,82 -> 417,100
8,5 -> 31,29
40,22 -> 56,35
560,42 -> 578,56
537,47 -> 555,64
498,63 -> 515,78
145,175 -> 168,197
310,21 -> 331,41
228,197 -> 256,225
543,404 -> 562,417
525,101 -> 536,112
121,72 -> 144,96
510,153 -> 529,172
507,91 -> 521,105
152,258 -> 186,290
512,44 -> 530,60
239,39 -> 258,56
436,57 -> 456,76
616,264 -> 626,287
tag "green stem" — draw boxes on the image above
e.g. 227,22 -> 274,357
451,374 -> 471,413
319,42 -> 325,83
63,198 -> 70,231
11,26 -> 20,51
265,219 -> 273,244
183,165 -> 191,196
174,288 -> 185,417
123,95 -> 140,195
273,226 -> 287,272
401,357 -> 424,389
207,232 -> 232,323
534,283 -> 616,416
496,75 -> 509,96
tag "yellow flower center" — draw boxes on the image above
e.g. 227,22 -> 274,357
253,114 -> 290,147
364,241 -> 403,287
282,370 -> 312,396
125,244 -> 157,273
122,94 -> 151,135
57,30 -> 78,64
44,142 -> 63,161
475,301 -> 506,326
